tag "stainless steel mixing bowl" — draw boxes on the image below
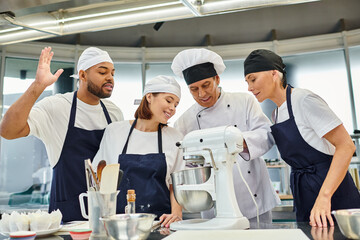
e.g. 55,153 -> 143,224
332,209 -> 360,239
171,166 -> 213,212
100,213 -> 156,240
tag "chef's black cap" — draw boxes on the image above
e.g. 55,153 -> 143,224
171,48 -> 226,85
182,62 -> 217,85
244,49 -> 286,76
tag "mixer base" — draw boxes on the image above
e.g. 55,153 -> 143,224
170,217 -> 250,230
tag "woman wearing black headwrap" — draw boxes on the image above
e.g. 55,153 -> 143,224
244,49 -> 360,228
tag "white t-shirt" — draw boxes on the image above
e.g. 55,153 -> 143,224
28,92 -> 124,167
93,120 -> 185,188
273,88 -> 342,155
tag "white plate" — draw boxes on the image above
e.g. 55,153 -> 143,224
0,226 -> 62,237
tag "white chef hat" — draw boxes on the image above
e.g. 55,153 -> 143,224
70,47 -> 113,79
171,48 -> 226,85
143,75 -> 181,99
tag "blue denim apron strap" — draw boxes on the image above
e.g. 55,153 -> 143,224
122,118 -> 162,154
100,100 -> 112,124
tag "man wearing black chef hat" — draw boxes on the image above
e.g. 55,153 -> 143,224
0,47 -> 123,222
171,48 -> 280,223
244,49 -> 360,227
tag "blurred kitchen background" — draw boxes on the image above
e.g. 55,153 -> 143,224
0,0 -> 359,221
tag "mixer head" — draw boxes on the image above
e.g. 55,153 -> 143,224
176,126 -> 243,165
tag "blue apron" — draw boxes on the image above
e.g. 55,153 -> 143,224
117,118 -> 171,219
271,86 -> 360,222
49,91 -> 112,222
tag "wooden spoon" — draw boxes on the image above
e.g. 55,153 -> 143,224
100,163 -> 120,194
97,160 -> 107,182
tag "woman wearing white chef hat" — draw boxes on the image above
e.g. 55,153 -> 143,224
244,49 -> 360,227
93,75 -> 184,227
0,47 -> 124,222
171,48 -> 280,224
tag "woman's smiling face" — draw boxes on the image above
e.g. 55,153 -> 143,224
147,93 -> 180,124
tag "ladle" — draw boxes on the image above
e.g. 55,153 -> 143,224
97,160 -> 107,182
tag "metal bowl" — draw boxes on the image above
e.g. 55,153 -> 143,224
171,166 -> 213,212
100,213 -> 156,240
332,209 -> 360,239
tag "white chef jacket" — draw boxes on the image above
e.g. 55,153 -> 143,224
174,88 -> 280,219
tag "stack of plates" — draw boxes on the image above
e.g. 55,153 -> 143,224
0,226 -> 62,238
9,231 -> 36,240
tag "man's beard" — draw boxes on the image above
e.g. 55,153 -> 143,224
87,78 -> 112,99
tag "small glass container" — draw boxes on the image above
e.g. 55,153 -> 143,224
125,189 -> 136,214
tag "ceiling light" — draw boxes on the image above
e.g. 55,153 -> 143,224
57,1 -> 179,23
0,26 -> 22,34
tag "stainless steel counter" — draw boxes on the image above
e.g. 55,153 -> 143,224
125,221 -> 349,240
0,221 -> 349,240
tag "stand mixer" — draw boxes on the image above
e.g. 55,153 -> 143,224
170,126 -> 250,230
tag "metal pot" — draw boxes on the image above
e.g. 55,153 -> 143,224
171,166 -> 213,212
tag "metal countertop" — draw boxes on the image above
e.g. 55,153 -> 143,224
0,221 -> 349,240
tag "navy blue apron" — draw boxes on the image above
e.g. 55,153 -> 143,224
271,86 -> 360,222
117,118 -> 171,219
49,91 -> 112,222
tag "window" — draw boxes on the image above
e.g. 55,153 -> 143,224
0,57 -> 73,210
221,60 -> 248,93
349,46 -> 360,130
283,50 -> 354,133
108,63 -> 142,120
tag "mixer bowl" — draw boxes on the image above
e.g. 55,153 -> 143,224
332,209 -> 360,239
171,166 -> 213,212
100,213 -> 156,240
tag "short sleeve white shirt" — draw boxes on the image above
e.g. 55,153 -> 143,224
273,88 -> 342,155
27,92 -> 124,167
93,121 -> 185,188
